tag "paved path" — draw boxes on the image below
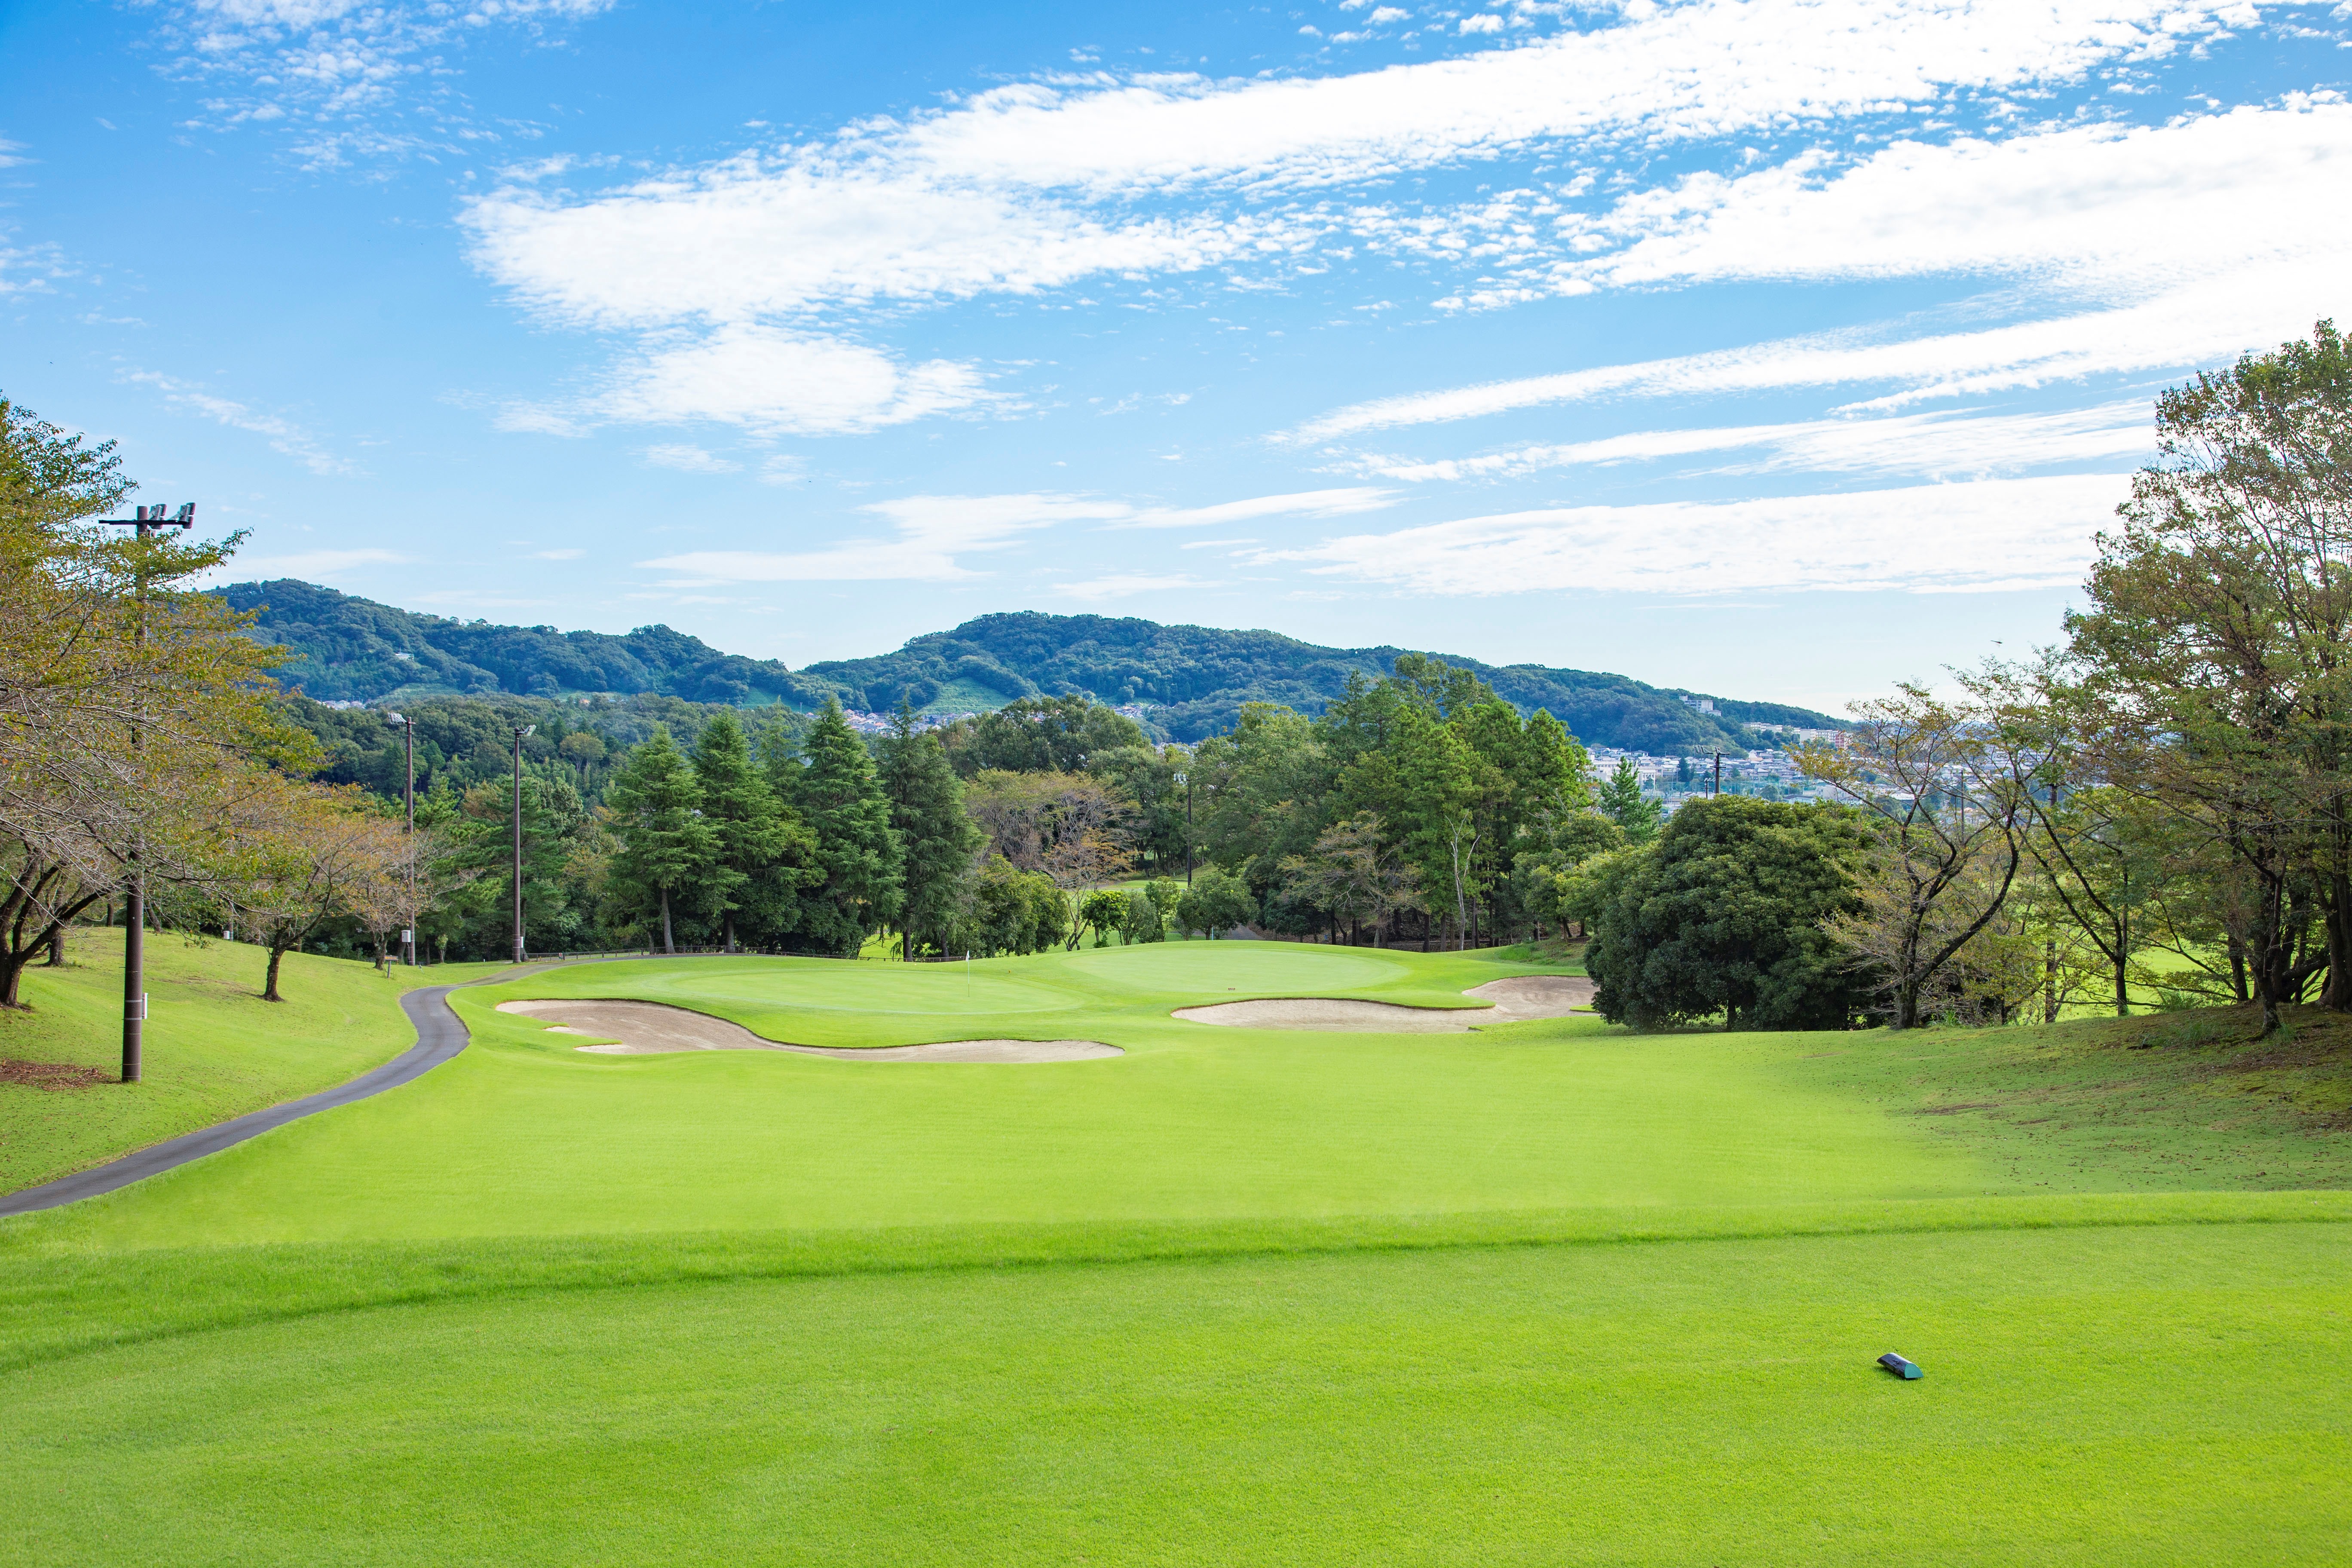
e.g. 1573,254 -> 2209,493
0,985 -> 469,1219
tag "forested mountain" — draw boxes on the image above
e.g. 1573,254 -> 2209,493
214,579 -> 835,708
219,582 -> 1836,752
804,612 -> 1835,750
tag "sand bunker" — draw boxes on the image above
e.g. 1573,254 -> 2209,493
1173,974 -> 1593,1032
495,1000 -> 1120,1062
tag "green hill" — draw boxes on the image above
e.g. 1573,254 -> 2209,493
218,582 -> 1837,750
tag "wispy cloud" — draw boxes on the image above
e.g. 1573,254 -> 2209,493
1054,572 -> 1214,601
224,547 -> 410,581
641,444 -> 741,475
500,325 -> 1000,438
1347,402 -> 2154,484
155,0 -> 614,168
454,0 -> 2259,436
126,371 -> 357,476
639,487 -> 1398,584
1254,473 -> 2132,595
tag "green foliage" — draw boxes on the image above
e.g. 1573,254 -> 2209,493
936,693 -> 1148,777
603,726 -> 716,953
1177,865 -> 1255,937
692,713 -> 812,950
877,704 -> 985,957
1596,756 -> 1663,843
950,855 -> 1068,956
1121,887 -> 1165,944
777,701 -> 903,956
1586,796 -> 1872,1031
1077,888 -> 1130,948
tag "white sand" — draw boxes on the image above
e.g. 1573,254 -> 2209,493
1172,974 -> 1593,1032
495,1000 -> 1120,1062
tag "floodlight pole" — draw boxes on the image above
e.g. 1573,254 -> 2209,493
99,502 -> 194,1084
1175,769 -> 1192,886
511,724 -> 534,965
387,711 -> 415,965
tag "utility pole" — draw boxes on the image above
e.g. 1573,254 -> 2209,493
1174,769 -> 1193,886
387,711 -> 416,965
511,724 -> 534,965
1713,751 -> 1722,796
99,502 -> 194,1084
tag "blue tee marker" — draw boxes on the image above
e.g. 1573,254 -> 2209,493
1877,1352 -> 1923,1379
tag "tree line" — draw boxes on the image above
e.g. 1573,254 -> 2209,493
1565,321 -> 2352,1035
9,322 -> 2346,1032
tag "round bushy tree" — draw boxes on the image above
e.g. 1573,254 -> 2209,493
1586,795 -> 1871,1031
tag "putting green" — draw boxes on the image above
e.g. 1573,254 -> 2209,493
3,939 -> 2345,1563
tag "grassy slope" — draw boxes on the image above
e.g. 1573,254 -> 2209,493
2,942 -> 2346,1564
0,931 -> 430,1194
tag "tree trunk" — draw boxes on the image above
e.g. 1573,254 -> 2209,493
660,886 -> 675,955
265,940 -> 290,1002
0,949 -> 29,1009
726,914 -> 738,956
2326,870 -> 2352,1011
46,928 -> 66,967
2045,940 -> 2059,1026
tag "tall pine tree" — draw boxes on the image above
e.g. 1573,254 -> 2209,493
877,701 -> 983,959
776,699 -> 903,956
692,711 -> 812,952
605,725 -> 717,954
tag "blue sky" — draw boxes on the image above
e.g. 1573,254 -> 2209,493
4,0 -> 2348,713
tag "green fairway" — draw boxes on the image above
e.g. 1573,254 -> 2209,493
3,940 -> 2346,1562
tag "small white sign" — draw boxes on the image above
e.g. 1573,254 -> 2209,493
401,929 -> 413,943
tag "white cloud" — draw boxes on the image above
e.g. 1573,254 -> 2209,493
1284,101 -> 2352,438
159,0 -> 614,165
1104,486 -> 1397,528
463,0 -> 2247,327
1559,101 -> 2352,300
0,233 -> 72,296
640,443 -> 741,475
465,163 -> 1293,328
1055,573 -> 1214,601
1459,13 -> 1505,33
126,371 -> 356,475
1287,257 -> 2342,440
224,547 -> 410,580
638,486 -> 1402,583
1350,401 -> 2153,482
505,325 -> 998,438
1255,473 -> 2131,594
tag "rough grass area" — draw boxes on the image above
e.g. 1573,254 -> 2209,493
0,931 -> 426,1194
1782,1004 -> 2352,1193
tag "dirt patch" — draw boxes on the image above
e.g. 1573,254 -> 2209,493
1175,974 -> 1592,1032
0,1059 -> 113,1090
495,1000 -> 1119,1063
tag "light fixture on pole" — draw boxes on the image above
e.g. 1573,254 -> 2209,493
511,725 -> 535,965
98,502 -> 195,1085
386,710 -> 416,965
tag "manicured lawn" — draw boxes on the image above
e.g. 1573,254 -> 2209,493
0,931 -> 433,1194
1,1216 -> 2344,1565
1,940 -> 2344,1562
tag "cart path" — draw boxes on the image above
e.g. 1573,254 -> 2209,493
0,986 -> 470,1219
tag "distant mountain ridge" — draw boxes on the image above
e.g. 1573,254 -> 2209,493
217,582 -> 1837,753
